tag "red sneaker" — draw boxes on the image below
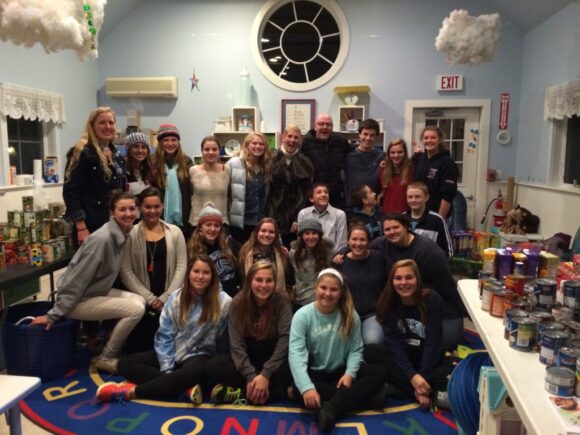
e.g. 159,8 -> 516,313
96,382 -> 136,403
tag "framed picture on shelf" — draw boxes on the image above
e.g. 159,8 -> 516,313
281,99 -> 316,134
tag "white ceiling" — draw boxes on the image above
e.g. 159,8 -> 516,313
99,0 -> 576,40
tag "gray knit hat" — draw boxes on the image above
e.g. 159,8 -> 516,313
124,132 -> 150,149
298,219 -> 323,236
197,201 -> 223,226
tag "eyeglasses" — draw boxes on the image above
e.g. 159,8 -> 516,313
316,122 -> 333,127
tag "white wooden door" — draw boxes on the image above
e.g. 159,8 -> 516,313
412,108 -> 481,228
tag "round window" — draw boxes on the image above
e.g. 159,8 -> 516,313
251,0 -> 350,92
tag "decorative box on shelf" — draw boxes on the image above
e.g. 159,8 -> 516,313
232,107 -> 259,133
338,105 -> 365,132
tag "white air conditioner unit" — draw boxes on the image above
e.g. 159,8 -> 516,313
105,77 -> 178,99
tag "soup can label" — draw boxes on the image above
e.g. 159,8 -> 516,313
535,279 -> 557,309
509,317 -> 536,351
556,347 -> 580,370
562,281 -> 580,311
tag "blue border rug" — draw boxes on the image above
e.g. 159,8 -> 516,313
19,361 -> 458,434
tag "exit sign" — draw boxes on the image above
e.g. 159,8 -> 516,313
437,75 -> 464,91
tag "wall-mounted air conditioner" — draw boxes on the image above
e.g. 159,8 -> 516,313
105,77 -> 178,99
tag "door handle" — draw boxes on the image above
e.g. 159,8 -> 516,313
464,195 -> 474,201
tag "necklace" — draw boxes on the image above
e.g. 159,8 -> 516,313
147,240 -> 158,272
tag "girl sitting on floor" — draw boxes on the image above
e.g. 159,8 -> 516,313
289,269 -> 388,432
206,261 -> 293,405
96,255 -> 231,404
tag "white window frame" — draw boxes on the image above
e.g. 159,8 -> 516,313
0,116 -> 60,188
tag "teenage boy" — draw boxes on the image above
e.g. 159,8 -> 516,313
404,181 -> 453,258
344,118 -> 384,207
347,184 -> 384,240
297,182 -> 347,252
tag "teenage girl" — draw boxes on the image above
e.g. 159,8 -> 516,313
238,217 -> 293,294
412,126 -> 458,219
378,137 -> 413,214
124,132 -> 153,196
97,256 -> 231,403
227,132 -> 273,243
206,261 -> 293,405
188,136 -> 231,228
332,223 -> 387,344
288,220 -> 333,310
289,269 -> 388,432
151,124 -> 193,236
187,202 -> 240,297
365,259 -> 456,409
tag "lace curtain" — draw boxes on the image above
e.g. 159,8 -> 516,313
544,78 -> 580,120
0,83 -> 66,124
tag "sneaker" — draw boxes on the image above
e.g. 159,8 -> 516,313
210,384 -> 245,405
433,390 -> 450,410
94,356 -> 119,374
187,384 -> 203,405
96,382 -> 135,403
317,400 -> 338,433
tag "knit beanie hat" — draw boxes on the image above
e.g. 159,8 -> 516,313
197,201 -> 223,226
157,124 -> 180,142
298,219 -> 323,236
124,132 -> 150,149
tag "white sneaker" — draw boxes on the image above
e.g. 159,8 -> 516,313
95,356 -> 119,374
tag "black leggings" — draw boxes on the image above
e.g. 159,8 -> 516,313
117,351 -> 208,399
294,363 -> 388,415
206,354 -> 292,402
364,344 -> 455,400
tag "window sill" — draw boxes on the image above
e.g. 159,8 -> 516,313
0,182 -> 63,195
516,181 -> 580,196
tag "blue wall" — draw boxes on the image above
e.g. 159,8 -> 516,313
0,41 -> 98,152
97,0 -> 525,177
516,3 -> 580,185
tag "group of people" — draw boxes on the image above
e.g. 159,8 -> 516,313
30,106 -> 464,431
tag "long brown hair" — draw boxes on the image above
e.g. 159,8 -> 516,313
420,125 -> 448,152
316,270 -> 356,338
236,261 -> 277,339
65,107 -> 116,182
382,138 -> 411,189
151,137 -> 189,188
187,223 -> 236,266
178,255 -> 222,328
292,236 -> 333,272
376,259 -> 428,325
241,132 -> 273,183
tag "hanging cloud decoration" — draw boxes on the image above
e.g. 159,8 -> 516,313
0,0 -> 106,61
435,9 -> 501,65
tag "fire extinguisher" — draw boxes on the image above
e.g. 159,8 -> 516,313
492,190 -> 505,227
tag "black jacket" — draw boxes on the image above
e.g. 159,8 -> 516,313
413,150 -> 458,214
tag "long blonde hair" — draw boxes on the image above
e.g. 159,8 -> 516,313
316,270 -> 356,338
178,256 -> 222,327
382,138 -> 411,188
241,132 -> 272,183
65,107 -> 116,181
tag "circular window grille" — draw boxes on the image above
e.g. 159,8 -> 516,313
251,0 -> 350,92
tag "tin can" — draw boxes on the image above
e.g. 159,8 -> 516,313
483,248 -> 496,275
556,347 -> 580,370
482,281 -> 501,312
509,317 -> 536,351
8,226 -> 19,239
51,218 -> 64,237
535,279 -> 557,310
478,270 -> 494,297
22,196 -> 34,212
490,289 -> 506,318
553,305 -> 575,322
545,366 -> 575,396
561,320 -> 580,342
530,309 -> 553,323
505,309 -> 528,338
42,219 -> 52,241
42,241 -> 55,262
12,210 -> 22,227
23,211 -> 37,228
506,273 -> 526,296
563,281 -> 580,311
56,236 -> 68,257
30,247 -> 43,267
540,330 -> 570,365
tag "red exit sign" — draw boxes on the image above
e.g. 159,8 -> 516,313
437,75 -> 464,91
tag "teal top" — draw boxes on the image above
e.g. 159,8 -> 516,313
289,302 -> 363,394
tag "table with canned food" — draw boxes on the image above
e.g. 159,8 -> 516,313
459,279 -> 571,435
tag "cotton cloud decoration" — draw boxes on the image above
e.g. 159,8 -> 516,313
0,0 -> 106,60
435,9 -> 501,65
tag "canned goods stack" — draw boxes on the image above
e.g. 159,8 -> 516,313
0,200 -> 71,270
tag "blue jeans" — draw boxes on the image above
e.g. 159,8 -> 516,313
362,315 -> 384,345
